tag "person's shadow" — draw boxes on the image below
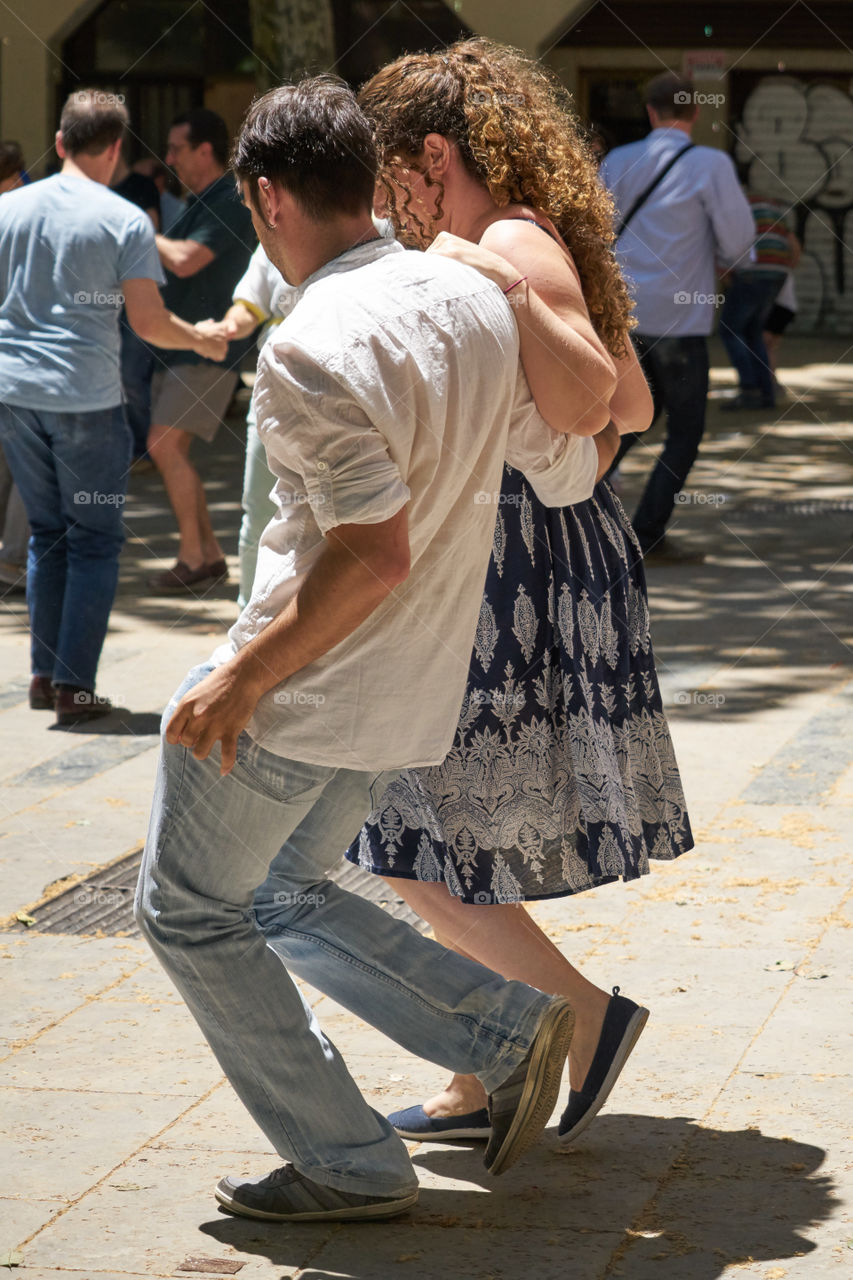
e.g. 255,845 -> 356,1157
197,1115 -> 837,1279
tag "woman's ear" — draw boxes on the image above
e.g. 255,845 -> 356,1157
422,133 -> 452,178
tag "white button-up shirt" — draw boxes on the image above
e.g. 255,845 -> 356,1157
212,238 -> 596,771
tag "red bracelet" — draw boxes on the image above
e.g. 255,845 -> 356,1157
503,276 -> 528,294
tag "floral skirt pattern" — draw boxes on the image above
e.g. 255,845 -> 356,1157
346,466 -> 693,903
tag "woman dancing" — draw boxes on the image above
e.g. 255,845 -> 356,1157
346,39 -> 694,1148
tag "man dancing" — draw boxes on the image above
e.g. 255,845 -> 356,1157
136,78 -> 592,1222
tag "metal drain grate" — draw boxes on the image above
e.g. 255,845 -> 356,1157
7,849 -> 430,937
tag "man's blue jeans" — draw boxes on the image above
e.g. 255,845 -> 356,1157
136,665 -> 550,1197
0,403 -> 130,688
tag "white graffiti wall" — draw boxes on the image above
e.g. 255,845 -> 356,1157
735,77 -> 853,333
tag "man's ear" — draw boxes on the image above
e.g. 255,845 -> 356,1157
55,131 -> 67,161
257,176 -> 281,227
422,132 -> 452,178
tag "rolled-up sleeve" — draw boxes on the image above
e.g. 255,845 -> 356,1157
254,339 -> 411,534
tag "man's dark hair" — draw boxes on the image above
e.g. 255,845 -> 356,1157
59,89 -> 128,156
645,72 -> 696,122
232,77 -> 377,222
0,141 -> 24,183
171,108 -> 230,168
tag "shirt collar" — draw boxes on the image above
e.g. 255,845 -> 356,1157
186,172 -> 232,206
297,236 -> 404,296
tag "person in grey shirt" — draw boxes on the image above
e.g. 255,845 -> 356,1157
601,71 -> 754,562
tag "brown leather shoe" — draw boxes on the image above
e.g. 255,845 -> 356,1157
29,676 -> 56,711
206,557 -> 228,582
147,560 -> 215,593
54,686 -> 113,726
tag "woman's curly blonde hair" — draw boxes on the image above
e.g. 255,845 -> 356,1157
359,37 -> 634,357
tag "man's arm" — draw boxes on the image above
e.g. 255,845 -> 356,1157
166,507 -> 411,773
123,277 -> 226,360
195,301 -> 261,343
706,155 -> 755,267
155,234 -> 215,278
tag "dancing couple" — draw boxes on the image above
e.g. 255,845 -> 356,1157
137,40 -> 692,1223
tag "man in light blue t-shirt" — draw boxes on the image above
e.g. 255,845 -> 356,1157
0,88 -> 226,726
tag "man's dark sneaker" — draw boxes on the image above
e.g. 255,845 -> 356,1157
215,1163 -> 418,1222
641,537 -> 706,566
484,996 -> 574,1176
54,686 -> 113,727
29,676 -> 55,711
558,987 -> 649,1148
720,391 -> 774,412
147,560 -> 215,593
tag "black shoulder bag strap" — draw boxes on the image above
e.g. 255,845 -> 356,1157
615,143 -> 695,239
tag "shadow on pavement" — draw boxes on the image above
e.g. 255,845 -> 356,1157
49,709 -> 162,736
198,1115 -> 836,1279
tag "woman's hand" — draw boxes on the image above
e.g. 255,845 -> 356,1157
426,231 -> 517,292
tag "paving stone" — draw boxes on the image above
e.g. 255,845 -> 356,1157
0,936 -> 151,1042
0,1089 -> 188,1202
21,1147 -> 331,1277
0,1198 -> 65,1251
3,997 -> 221,1096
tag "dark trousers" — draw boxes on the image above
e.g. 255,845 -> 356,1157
614,334 -> 709,550
718,270 -> 786,403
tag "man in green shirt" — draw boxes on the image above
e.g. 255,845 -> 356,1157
148,108 -> 255,592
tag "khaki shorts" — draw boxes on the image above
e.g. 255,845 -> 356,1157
150,362 -> 239,444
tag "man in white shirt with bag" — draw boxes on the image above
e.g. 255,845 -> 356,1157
136,78 -> 598,1223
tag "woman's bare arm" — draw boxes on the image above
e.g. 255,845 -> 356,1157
427,226 -> 616,436
608,340 -> 654,435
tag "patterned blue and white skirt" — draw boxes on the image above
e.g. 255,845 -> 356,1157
346,465 -> 693,903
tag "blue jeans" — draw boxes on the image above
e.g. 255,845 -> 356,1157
718,270 -> 786,402
613,335 -> 710,550
237,407 -> 276,608
136,665 -> 551,1197
0,403 -> 130,688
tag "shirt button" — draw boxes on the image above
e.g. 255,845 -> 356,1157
316,461 -> 328,471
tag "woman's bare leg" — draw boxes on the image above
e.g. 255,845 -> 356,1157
387,878 -> 611,1115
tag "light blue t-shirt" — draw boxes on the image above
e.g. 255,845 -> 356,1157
0,173 -> 165,411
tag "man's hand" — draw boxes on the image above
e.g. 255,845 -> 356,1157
195,316 -> 243,341
426,231 -> 517,291
191,325 -> 228,362
166,664 -> 264,775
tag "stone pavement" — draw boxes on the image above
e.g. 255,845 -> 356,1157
1,336 -> 851,1280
